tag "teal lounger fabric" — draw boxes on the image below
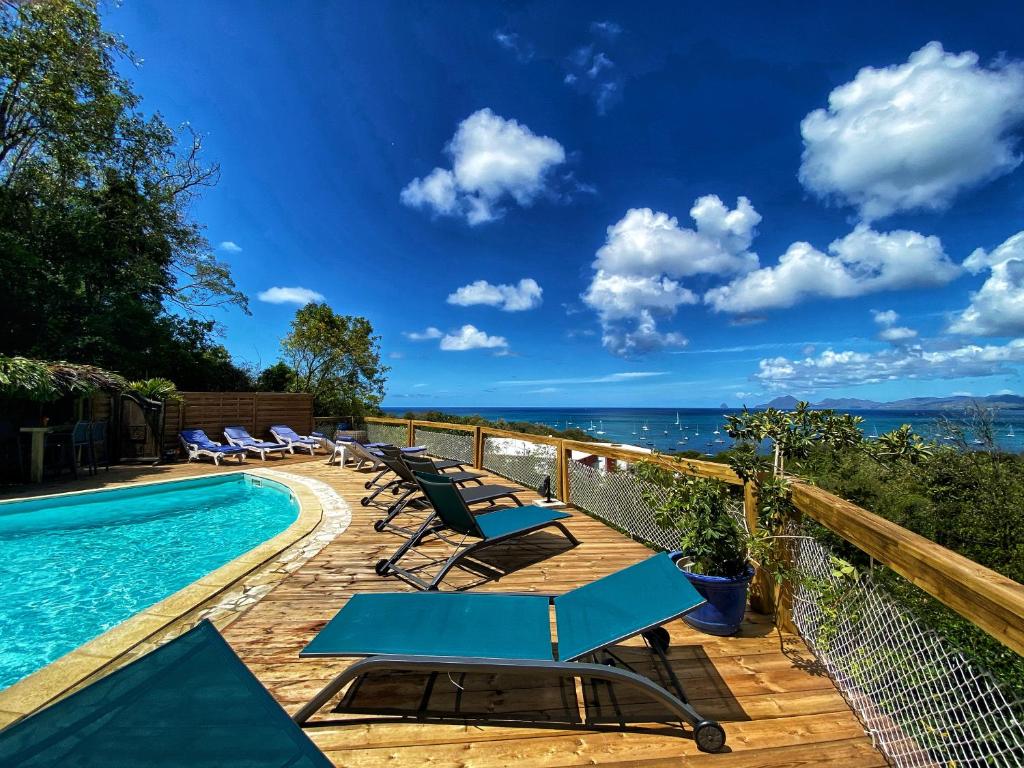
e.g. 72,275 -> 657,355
475,505 -> 572,540
554,553 -> 705,661
0,620 -> 331,768
301,592 -> 554,660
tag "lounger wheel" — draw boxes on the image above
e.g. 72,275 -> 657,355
375,559 -> 390,576
364,481 -> 373,490
694,721 -> 726,752
360,497 -> 371,506
373,520 -> 386,532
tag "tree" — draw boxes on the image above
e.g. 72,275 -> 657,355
281,304 -> 388,417
0,0 -> 248,384
256,362 -> 295,392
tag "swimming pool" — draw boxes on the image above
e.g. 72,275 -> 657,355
0,474 -> 299,691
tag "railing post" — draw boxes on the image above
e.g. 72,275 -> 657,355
744,479 -> 771,615
473,426 -> 483,469
407,419 -> 414,448
556,440 -> 570,503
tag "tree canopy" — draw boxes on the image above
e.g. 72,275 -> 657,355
0,0 -> 250,388
281,303 -> 388,417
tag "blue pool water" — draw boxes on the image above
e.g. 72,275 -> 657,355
0,474 -> 298,690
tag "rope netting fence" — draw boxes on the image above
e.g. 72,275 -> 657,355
482,436 -> 559,496
790,533 -> 1024,768
413,426 -> 474,465
365,421 -> 407,447
565,453 -> 1024,768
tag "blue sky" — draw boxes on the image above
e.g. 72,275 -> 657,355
106,1 -> 1024,407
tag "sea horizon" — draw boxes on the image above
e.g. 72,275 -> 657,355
381,405 -> 1024,455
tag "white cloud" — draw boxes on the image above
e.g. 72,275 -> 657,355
800,42 -> 1024,220
565,44 -> 624,114
591,20 -> 622,38
584,196 -> 760,356
949,231 -> 1024,336
755,339 -> 1024,389
257,286 -> 325,305
706,226 -> 959,313
404,327 -> 443,341
493,30 -> 533,62
401,109 -> 566,225
499,371 -> 666,386
219,241 -> 242,253
872,308 -> 917,343
439,324 -> 509,351
447,278 -> 542,311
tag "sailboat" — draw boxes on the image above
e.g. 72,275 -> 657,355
675,412 -> 680,426
869,426 -> 879,440
642,421 -> 649,432
1007,425 -> 1016,438
595,420 -> 606,435
631,424 -> 638,436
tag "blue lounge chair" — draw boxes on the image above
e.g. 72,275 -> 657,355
270,424 -> 322,455
179,428 -> 246,465
224,425 -> 291,461
0,620 -> 331,767
294,553 -> 726,752
375,471 -> 578,590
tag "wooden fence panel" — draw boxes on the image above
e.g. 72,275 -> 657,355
164,392 -> 313,451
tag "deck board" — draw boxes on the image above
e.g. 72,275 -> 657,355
6,454 -> 881,766
218,458 -> 880,767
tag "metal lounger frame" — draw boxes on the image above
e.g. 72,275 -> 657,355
293,624 -> 725,752
376,508 -> 579,590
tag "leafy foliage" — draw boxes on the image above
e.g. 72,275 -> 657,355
0,1 -> 249,388
282,304 -> 388,418
634,461 -> 748,577
0,355 -> 126,400
126,378 -> 181,403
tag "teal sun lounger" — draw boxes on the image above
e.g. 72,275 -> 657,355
294,553 -> 727,752
0,621 -> 330,767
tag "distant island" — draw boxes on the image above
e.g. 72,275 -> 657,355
755,394 -> 1024,411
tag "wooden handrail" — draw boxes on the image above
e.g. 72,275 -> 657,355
364,415 -> 1024,654
792,482 -> 1024,656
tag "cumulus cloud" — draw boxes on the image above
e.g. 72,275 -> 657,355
800,42 -> 1024,220
584,196 -> 760,356
949,231 -> 1024,336
872,309 -> 918,343
447,278 -> 542,311
401,109 -> 567,225
706,226 -> 959,313
439,324 -> 509,351
755,339 -> 1024,389
257,286 -> 324,305
219,241 -> 242,253
404,327 -> 443,341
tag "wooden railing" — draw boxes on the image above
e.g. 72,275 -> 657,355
364,416 -> 1024,655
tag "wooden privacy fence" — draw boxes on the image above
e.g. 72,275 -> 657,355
164,392 -> 314,452
364,415 -> 1024,656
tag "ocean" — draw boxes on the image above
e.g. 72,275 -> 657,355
381,406 -> 1024,455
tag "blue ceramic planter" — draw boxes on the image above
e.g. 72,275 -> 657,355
668,551 -> 754,636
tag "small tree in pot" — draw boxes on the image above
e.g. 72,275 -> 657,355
636,463 -> 753,635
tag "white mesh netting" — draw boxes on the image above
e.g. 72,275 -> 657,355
366,422 -> 407,447
413,426 -> 474,465
482,437 -> 559,495
790,535 -> 1024,768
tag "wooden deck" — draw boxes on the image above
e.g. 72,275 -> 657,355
6,457 -> 884,766
228,460 -> 881,767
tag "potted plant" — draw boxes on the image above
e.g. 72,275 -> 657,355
636,463 -> 754,636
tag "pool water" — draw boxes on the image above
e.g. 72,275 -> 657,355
0,474 -> 299,691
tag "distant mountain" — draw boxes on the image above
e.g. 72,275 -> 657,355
756,394 -> 1024,411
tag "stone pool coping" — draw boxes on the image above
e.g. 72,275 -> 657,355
0,468 -> 334,728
